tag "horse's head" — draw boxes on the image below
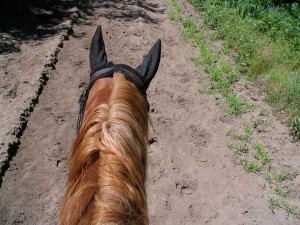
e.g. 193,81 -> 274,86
90,25 -> 161,90
77,25 -> 161,131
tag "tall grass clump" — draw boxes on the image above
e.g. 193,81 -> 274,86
188,0 -> 300,135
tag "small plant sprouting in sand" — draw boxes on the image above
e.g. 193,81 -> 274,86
224,93 -> 256,115
201,48 -> 213,66
269,195 -> 280,211
266,170 -> 287,183
253,118 -> 265,128
167,11 -> 178,21
241,143 -> 269,173
284,201 -> 297,215
243,79 -> 251,89
190,56 -> 202,65
220,61 -> 232,74
268,195 -> 297,215
168,0 -> 183,22
274,185 -> 289,197
242,159 -> 262,173
227,125 -> 253,141
254,143 -> 269,166
259,109 -> 269,116
171,0 -> 183,14
231,143 -> 249,153
244,125 -> 254,139
274,171 -> 287,183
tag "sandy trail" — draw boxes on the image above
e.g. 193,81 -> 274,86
0,0 -> 299,224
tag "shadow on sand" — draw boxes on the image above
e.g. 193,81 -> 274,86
0,0 -> 165,53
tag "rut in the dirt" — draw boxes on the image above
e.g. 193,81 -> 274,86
0,1 -> 299,225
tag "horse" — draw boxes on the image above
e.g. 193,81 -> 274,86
57,26 -> 161,225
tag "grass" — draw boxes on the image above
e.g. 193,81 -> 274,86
171,0 -> 183,14
188,0 -> 300,137
253,118 -> 265,128
284,201 -> 297,215
259,109 -> 269,116
167,10 -> 178,21
274,185 -> 289,197
269,195 -> 280,210
254,143 -> 269,165
167,0 -> 183,21
267,170 -> 297,215
268,195 -> 297,215
231,143 -> 249,153
291,116 -> 300,139
267,170 -> 287,183
169,0 -> 255,115
244,125 -> 254,139
274,171 -> 287,183
189,56 -> 202,65
228,125 -> 253,141
226,93 -> 255,115
240,143 -> 269,173
242,159 -> 262,172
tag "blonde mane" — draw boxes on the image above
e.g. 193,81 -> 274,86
58,73 -> 149,225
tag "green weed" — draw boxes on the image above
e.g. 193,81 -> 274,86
266,172 -> 272,183
254,143 -> 269,165
253,118 -> 265,128
190,56 -> 202,65
267,170 -> 287,183
168,0 -> 183,22
221,61 -> 232,74
291,116 -> 300,139
226,93 -> 255,115
269,195 -> 280,210
171,0 -> 183,14
268,196 -> 297,214
231,143 -> 249,153
167,10 -> 178,21
228,125 -> 253,141
243,79 -> 251,88
242,159 -> 262,172
274,171 -> 287,183
284,201 -> 297,215
259,109 -> 269,116
201,48 -> 213,65
274,185 -> 289,197
244,125 -> 254,139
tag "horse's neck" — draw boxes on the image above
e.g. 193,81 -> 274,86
58,160 -> 99,225
59,75 -> 149,225
59,79 -> 113,225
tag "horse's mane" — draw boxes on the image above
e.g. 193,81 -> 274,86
58,73 -> 149,225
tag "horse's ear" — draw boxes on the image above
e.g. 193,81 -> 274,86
90,26 -> 108,74
136,39 -> 161,90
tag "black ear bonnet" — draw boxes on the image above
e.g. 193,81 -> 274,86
77,25 -> 161,131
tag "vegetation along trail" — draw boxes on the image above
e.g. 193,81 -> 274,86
0,0 -> 299,224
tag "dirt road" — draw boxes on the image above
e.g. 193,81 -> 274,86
0,0 -> 299,224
